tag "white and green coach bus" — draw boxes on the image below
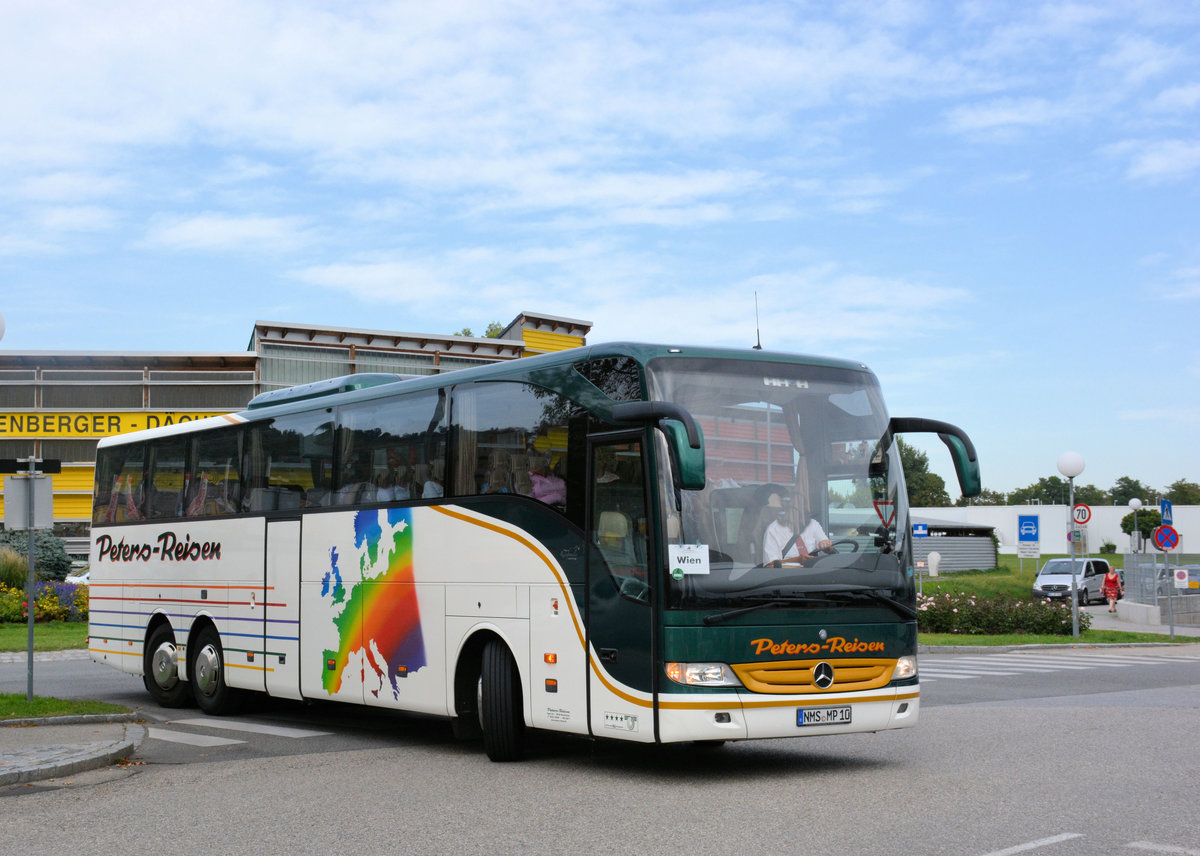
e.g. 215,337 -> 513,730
88,342 -> 979,760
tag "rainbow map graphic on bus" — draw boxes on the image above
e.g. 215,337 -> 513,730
320,507 -> 426,699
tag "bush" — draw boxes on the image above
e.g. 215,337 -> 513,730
0,581 -> 89,623
1100,541 -> 1117,555
917,592 -> 1090,636
0,584 -> 22,622
0,547 -> 26,588
0,530 -> 73,580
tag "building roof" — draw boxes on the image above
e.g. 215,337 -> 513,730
0,351 -> 256,370
251,320 -> 526,359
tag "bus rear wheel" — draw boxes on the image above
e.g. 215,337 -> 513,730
190,625 -> 241,715
143,624 -> 191,708
480,639 -> 525,762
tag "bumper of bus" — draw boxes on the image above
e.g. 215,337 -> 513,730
656,684 -> 920,743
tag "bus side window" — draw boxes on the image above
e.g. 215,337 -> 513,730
148,437 -> 190,519
257,410 -> 334,509
336,389 -> 446,505
451,382 -> 578,514
190,427 -> 243,516
94,444 -> 147,524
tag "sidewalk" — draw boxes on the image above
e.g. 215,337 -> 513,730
0,714 -> 144,787
1,650 -> 145,788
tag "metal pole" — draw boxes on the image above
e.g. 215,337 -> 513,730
1069,479 -> 1079,638
25,456 -> 36,701
1167,547 -> 1176,641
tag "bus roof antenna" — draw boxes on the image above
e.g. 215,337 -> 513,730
753,292 -> 763,350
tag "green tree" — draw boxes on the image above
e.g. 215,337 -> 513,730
454,327 -> 474,337
1009,476 -> 1069,506
484,321 -> 504,338
955,487 -> 1007,507
1120,508 -> 1161,550
1165,479 -> 1200,505
1109,475 -> 1150,506
1072,483 -> 1106,506
897,438 -> 951,507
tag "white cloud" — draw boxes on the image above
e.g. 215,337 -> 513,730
37,206 -> 117,232
1149,83 -> 1200,113
143,213 -> 310,252
944,97 -> 1072,137
289,260 -> 465,305
1124,139 -> 1200,182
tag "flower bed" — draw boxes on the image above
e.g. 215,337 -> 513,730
0,582 -> 89,623
917,591 -> 1089,636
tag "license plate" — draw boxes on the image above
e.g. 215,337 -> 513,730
797,706 -> 852,726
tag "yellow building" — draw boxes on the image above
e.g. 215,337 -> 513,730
0,312 -> 590,556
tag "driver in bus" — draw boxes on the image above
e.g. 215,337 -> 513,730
762,490 -> 833,567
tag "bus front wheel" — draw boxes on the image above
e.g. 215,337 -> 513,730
480,639 -> 525,762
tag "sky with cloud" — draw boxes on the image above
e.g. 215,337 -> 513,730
1,0 -> 1197,497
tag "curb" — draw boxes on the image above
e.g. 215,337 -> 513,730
919,641 -> 1188,654
0,715 -> 146,787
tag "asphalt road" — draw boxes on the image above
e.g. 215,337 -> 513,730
4,647 -> 1200,856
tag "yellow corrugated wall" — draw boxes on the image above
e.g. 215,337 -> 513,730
0,466 -> 96,521
522,330 -> 583,354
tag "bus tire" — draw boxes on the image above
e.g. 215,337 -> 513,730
190,624 -> 241,715
142,623 -> 191,708
480,639 -> 524,762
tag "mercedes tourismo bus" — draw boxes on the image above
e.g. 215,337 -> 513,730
87,342 -> 980,760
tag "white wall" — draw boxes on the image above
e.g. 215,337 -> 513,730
911,504 -> 1198,556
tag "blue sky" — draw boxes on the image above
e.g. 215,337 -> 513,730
1,1 -> 1197,498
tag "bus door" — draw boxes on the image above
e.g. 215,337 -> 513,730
586,434 -> 657,742
264,517 -> 303,700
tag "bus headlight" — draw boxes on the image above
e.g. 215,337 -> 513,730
665,662 -> 742,687
893,655 -> 917,680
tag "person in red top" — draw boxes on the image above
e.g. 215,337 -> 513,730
1102,567 -> 1124,613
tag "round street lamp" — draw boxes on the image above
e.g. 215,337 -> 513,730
1129,497 -> 1143,553
1057,452 -> 1085,638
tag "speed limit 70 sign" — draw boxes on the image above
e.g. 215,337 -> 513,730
1072,504 -> 1092,526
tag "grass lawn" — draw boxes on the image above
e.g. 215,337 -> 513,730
1,692 -> 129,721
0,621 -> 88,653
919,553 -> 1200,645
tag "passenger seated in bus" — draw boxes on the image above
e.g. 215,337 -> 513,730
376,455 -> 411,501
762,490 -> 833,567
527,453 -> 566,505
596,510 -> 638,572
421,460 -> 445,498
336,457 -> 375,505
481,451 -> 512,494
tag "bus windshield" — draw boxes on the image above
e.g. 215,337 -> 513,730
646,356 -> 912,610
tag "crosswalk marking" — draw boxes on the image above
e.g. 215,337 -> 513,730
170,718 -> 331,738
145,717 -> 332,746
919,650 -> 1200,683
147,726 -> 243,747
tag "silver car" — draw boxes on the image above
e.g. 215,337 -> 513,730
1032,558 -> 1113,605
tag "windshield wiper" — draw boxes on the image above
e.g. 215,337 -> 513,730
823,588 -> 917,620
702,593 -> 837,626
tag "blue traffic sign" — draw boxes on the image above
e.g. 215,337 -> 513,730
1161,499 -> 1173,525
912,523 -> 929,538
1017,515 -> 1039,542
1153,525 -> 1179,552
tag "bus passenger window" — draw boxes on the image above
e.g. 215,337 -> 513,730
190,428 -> 242,516
148,438 -> 189,519
451,382 -> 579,514
93,445 -> 147,523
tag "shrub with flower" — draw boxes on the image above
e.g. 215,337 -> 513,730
917,591 -> 1089,636
0,581 -> 89,623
